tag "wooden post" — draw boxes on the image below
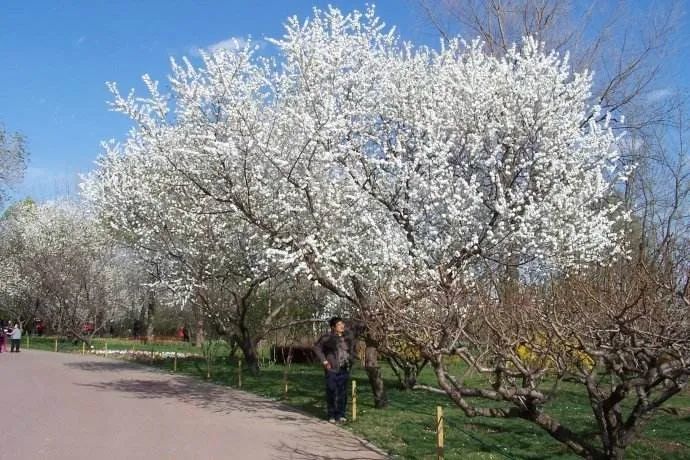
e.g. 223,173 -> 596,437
436,406 -> 444,460
238,359 -> 242,388
26,335 -> 30,349
82,342 -> 85,355
54,338 -> 58,352
150,346 -> 154,364
352,380 -> 357,421
283,365 -> 289,398
173,351 -> 178,373
105,342 -> 108,355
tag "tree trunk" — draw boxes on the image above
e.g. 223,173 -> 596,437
601,421 -> 627,460
137,301 -> 147,342
236,332 -> 260,375
365,345 -> 388,408
604,446 -> 625,460
195,319 -> 205,347
146,290 -> 155,343
388,357 -> 426,390
403,365 -> 420,390
500,252 -> 520,305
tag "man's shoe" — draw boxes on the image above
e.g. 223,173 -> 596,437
337,417 -> 347,423
328,418 -> 336,424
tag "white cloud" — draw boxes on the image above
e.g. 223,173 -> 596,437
74,36 -> 86,47
209,37 -> 251,52
189,36 -> 264,57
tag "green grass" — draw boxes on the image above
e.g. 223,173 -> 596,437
24,335 -> 690,459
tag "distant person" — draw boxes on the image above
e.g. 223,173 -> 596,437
0,327 -> 5,353
182,326 -> 190,343
313,316 -> 355,424
10,323 -> 21,352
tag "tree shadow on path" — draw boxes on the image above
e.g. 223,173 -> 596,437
65,359 -> 388,459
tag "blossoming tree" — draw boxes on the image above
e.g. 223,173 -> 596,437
0,199 -> 131,342
83,126 -> 323,373
84,7 -> 667,456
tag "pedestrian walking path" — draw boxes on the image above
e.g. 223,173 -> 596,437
0,350 -> 386,460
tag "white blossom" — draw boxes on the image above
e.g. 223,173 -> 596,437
83,5 -> 627,312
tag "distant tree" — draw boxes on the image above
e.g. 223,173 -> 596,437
0,200 -> 133,343
0,123 -> 28,206
415,0 -> 680,124
0,199 -> 40,327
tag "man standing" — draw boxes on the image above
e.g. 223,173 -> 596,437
10,323 -> 21,352
313,317 -> 355,424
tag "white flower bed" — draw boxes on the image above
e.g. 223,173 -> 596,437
88,349 -> 199,359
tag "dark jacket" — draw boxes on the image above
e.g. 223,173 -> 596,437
313,331 -> 355,371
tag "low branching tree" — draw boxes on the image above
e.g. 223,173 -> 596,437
368,252 -> 688,460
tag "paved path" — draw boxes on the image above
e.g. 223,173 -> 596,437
0,350 -> 387,460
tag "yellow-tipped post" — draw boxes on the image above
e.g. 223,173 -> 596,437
82,342 -> 85,355
283,364 -> 289,398
105,342 -> 108,355
54,338 -> 58,352
436,406 -> 444,460
352,380 -> 357,422
238,359 -> 242,388
26,334 -> 30,349
173,351 -> 178,373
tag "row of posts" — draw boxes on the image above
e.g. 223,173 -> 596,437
44,337 -> 445,458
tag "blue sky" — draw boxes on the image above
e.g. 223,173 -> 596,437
1,1 -> 687,204
1,1 -> 431,203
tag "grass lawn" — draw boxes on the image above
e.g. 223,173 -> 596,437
25,336 -> 690,459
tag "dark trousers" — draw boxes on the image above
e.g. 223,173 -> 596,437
325,368 -> 349,419
10,339 -> 20,352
